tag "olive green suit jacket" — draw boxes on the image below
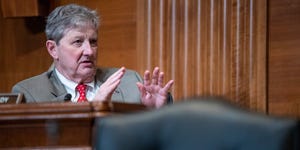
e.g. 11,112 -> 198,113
12,67 -> 143,103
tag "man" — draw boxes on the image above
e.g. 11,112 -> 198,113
12,4 -> 174,108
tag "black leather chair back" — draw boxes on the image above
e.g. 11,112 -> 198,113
93,97 -> 299,150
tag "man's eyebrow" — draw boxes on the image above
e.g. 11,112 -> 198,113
72,35 -> 84,38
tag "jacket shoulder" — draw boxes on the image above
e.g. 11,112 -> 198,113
96,67 -> 142,81
12,71 -> 52,88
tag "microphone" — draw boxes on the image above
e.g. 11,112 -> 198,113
64,93 -> 72,102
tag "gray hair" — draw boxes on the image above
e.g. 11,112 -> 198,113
45,4 -> 100,44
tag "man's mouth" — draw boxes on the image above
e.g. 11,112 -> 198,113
80,60 -> 95,67
81,60 -> 94,64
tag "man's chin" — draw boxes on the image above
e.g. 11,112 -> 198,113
79,69 -> 96,81
79,65 -> 95,73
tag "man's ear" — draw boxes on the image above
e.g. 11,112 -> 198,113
46,40 -> 58,59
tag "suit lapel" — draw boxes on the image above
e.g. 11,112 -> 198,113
47,69 -> 68,102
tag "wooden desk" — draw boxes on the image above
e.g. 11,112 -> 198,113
0,102 -> 146,149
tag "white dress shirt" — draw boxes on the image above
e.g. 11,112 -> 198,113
55,69 -> 99,102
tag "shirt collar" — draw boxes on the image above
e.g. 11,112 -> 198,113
55,68 -> 96,92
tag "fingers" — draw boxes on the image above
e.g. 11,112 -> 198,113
109,67 -> 125,80
144,67 -> 164,87
162,80 -> 174,93
102,79 -> 121,94
136,82 -> 146,97
94,79 -> 121,101
143,66 -> 174,93
143,70 -> 151,86
139,67 -> 174,108
93,67 -> 126,101
104,67 -> 126,90
158,72 -> 164,87
151,67 -> 159,85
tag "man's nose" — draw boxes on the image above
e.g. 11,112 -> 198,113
82,42 -> 94,55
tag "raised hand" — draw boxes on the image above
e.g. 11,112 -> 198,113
93,67 -> 126,101
136,67 -> 174,108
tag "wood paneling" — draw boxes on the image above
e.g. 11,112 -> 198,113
1,0 -> 49,17
2,0 -> 300,117
0,0 -> 137,92
0,14 -> 52,93
268,0 -> 300,117
137,0 -> 267,111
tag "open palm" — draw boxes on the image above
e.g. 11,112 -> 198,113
137,67 -> 174,108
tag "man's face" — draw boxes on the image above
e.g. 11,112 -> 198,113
53,26 -> 98,83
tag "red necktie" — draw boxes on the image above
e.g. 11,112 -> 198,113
76,84 -> 88,102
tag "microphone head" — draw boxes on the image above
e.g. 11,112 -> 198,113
64,93 -> 72,101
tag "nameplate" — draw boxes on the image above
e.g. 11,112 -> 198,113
0,93 -> 23,104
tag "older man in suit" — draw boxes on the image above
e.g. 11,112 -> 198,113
12,4 -> 173,108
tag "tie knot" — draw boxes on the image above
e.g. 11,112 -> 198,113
76,84 -> 87,102
76,84 -> 87,92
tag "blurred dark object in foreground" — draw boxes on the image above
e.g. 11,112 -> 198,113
94,97 -> 299,150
